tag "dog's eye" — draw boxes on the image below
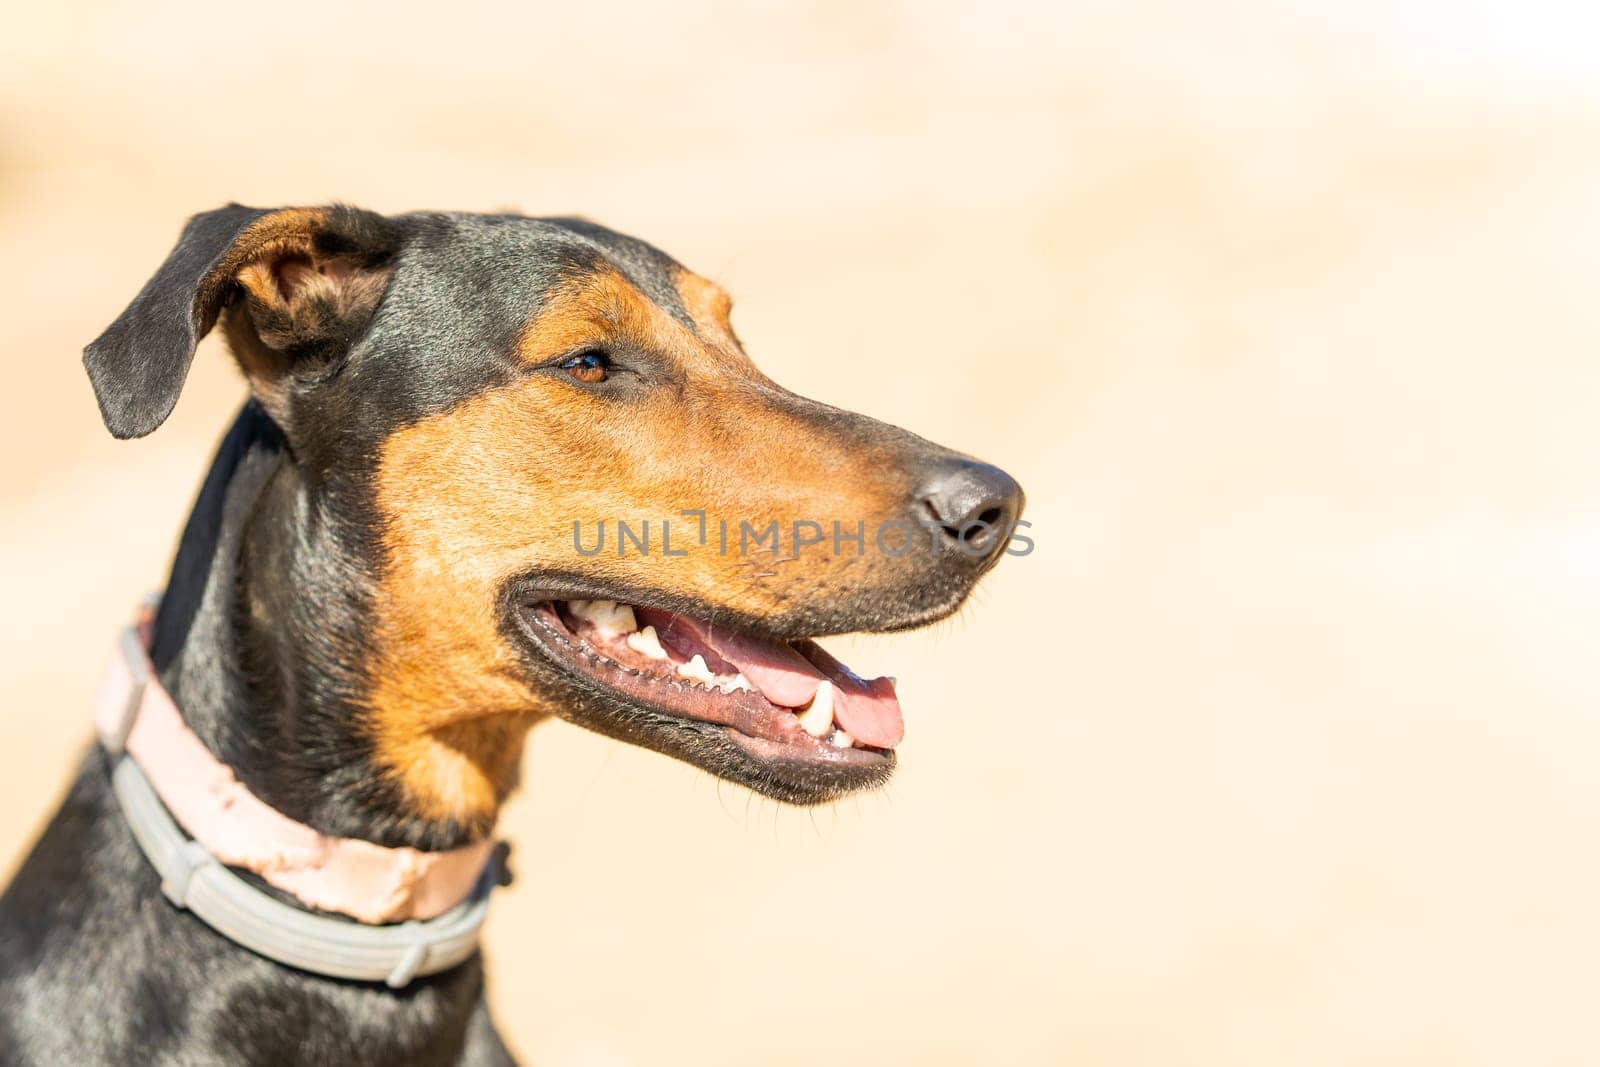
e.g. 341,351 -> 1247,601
560,350 -> 610,384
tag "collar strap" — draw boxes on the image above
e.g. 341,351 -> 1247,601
96,608 -> 500,986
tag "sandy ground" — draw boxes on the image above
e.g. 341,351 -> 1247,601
3,3 -> 1599,1064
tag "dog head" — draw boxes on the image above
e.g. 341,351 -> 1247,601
85,205 -> 1025,833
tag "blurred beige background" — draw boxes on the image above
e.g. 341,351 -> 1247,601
4,2 -> 1600,1064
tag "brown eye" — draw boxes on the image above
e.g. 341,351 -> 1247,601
561,350 -> 610,384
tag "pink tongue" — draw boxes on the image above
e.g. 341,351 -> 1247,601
645,611 -> 904,749
646,612 -> 825,707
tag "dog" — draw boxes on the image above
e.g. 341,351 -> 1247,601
0,204 -> 1024,1064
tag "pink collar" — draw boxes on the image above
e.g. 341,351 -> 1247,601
94,607 -> 495,925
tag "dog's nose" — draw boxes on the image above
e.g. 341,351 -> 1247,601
916,459 -> 1025,564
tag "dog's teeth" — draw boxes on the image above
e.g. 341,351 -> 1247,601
571,599 -> 637,635
729,673 -> 753,692
626,625 -> 669,661
677,654 -> 715,685
797,680 -> 835,738
831,728 -> 854,749
590,600 -> 636,633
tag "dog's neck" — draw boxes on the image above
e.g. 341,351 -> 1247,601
149,403 -> 476,851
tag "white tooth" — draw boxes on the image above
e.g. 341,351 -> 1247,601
589,600 -> 619,630
729,673 -> 753,692
797,680 -> 835,738
678,654 -> 715,685
626,625 -> 669,660
571,599 -> 637,635
831,728 -> 855,749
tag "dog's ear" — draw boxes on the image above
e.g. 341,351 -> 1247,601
83,204 -> 402,439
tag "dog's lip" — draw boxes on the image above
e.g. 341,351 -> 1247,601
510,596 -> 899,764
505,571 -> 968,640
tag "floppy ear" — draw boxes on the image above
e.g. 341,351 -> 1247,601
83,203 -> 401,439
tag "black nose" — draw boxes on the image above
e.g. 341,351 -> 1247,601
917,459 -> 1025,564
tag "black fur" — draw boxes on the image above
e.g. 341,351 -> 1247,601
0,751 -> 511,1065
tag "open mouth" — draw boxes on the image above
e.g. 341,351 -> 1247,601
515,597 -> 904,783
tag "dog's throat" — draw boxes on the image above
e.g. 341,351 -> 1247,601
373,713 -> 538,835
153,403 -> 511,851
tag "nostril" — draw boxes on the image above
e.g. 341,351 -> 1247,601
915,460 -> 1025,560
947,515 -> 998,546
939,523 -> 968,544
